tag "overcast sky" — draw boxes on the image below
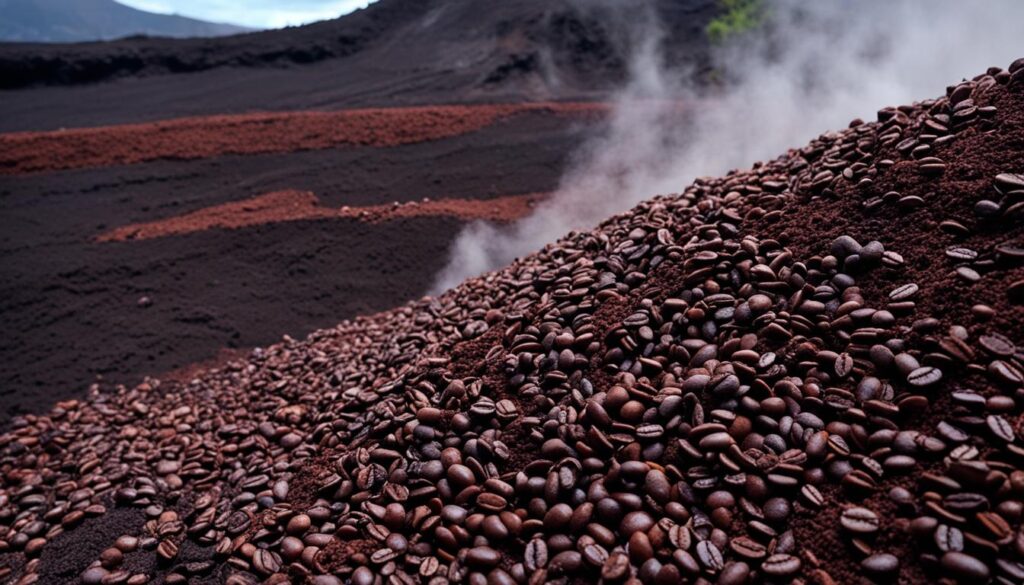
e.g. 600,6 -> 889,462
117,0 -> 376,29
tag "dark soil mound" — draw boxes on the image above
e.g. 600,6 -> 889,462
1,60 -> 1023,585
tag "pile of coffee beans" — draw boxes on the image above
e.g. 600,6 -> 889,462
1,59 -> 1022,585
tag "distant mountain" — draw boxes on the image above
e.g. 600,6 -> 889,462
0,0 -> 252,43
0,0 -> 718,93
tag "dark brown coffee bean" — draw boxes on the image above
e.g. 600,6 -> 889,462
668,524 -> 691,551
157,540 -> 179,561
695,540 -> 724,571
620,511 -> 654,536
940,551 -> 990,579
549,550 -> 582,575
935,524 -> 964,552
762,553 -> 801,576
81,568 -> 108,585
729,536 -> 766,560
351,567 -> 375,585
285,514 -> 310,535
907,366 -> 942,387
467,546 -> 501,569
945,247 -> 978,261
840,507 -> 880,535
448,464 -> 476,487
525,538 -> 547,571
979,333 -> 1015,357
996,172 -> 1024,192
987,415 -> 1016,442
889,283 -> 919,301
861,553 -> 899,577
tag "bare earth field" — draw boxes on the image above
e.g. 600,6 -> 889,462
0,104 -> 603,422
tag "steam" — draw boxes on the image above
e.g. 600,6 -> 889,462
433,0 -> 1024,292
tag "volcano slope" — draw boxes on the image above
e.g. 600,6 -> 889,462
2,61 -> 1024,585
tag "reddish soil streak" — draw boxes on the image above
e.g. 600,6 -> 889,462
96,190 -> 544,242
0,102 -> 605,175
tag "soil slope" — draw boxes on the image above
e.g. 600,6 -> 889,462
0,59 -> 1021,585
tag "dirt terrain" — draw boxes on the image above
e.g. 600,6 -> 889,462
0,106 -> 599,422
0,59 -> 1020,585
0,0 -> 723,422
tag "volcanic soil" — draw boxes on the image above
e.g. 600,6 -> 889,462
0,105 -> 600,423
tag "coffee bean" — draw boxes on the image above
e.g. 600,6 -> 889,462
1009,280 -> 1024,304
696,540 -> 724,571
987,415 -> 1016,442
762,553 -> 801,576
524,538 -> 548,571
467,546 -> 501,569
286,514 -> 311,535
840,507 -> 880,535
620,511 -> 654,536
945,247 -> 978,261
800,485 -> 824,508
979,333 -> 1015,357
549,550 -> 582,575
935,524 -> 964,552
889,283 -> 919,301
351,567 -> 374,585
861,553 -> 899,577
447,464 -> 476,487
995,172 -> 1024,193
729,536 -> 766,560
907,366 -> 942,387
941,551 -> 990,579
81,567 -> 108,585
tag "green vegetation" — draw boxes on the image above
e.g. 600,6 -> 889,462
705,0 -> 764,43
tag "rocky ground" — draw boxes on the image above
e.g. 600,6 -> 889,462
0,59 -> 1021,585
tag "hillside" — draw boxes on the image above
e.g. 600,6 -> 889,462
0,58 -> 1021,585
0,0 -> 717,100
0,0 -> 250,43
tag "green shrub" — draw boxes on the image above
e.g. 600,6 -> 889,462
706,0 -> 763,43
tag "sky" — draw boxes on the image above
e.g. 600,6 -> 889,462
117,0 -> 376,29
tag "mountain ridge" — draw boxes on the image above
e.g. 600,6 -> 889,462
0,0 -> 718,93
0,0 -> 252,43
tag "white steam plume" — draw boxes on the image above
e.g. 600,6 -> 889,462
433,0 -> 1024,292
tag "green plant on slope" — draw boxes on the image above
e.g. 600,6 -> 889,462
706,0 -> 764,43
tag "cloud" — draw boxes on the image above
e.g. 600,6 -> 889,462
116,0 -> 375,29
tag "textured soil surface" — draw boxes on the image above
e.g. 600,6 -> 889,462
0,61 -> 1021,585
95,190 -> 544,242
0,106 -> 596,422
0,103 -> 602,175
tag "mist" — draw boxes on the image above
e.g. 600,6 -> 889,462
432,0 -> 1024,292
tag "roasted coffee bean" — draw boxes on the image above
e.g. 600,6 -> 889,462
889,283 -> 919,301
907,366 -> 942,387
940,551 -> 990,579
840,507 -> 880,535
762,553 -> 801,577
525,538 -> 547,571
729,536 -> 766,560
467,546 -> 501,569
861,553 -> 899,578
935,524 -> 964,552
696,540 -> 724,571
